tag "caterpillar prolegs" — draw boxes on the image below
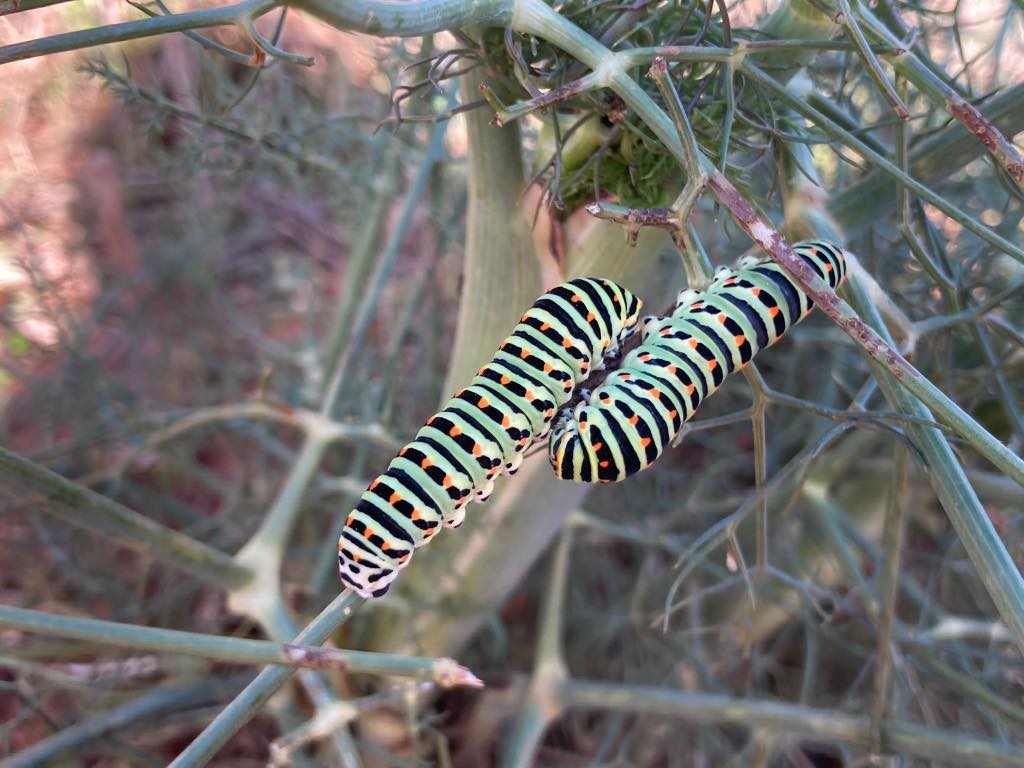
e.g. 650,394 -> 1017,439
548,240 -> 848,483
338,278 -> 643,598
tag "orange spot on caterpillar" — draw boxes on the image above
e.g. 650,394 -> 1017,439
502,415 -> 511,427
399,554 -> 410,563
661,328 -> 672,336
600,460 -> 609,468
472,444 -> 482,456
525,390 -> 535,401
540,322 -> 551,331
586,311 -> 595,321
421,457 -> 432,469
639,353 -> 651,361
628,415 -> 639,425
707,360 -> 718,371
601,397 -> 611,405
478,397 -> 490,408
543,363 -> 553,373
751,288 -> 761,297
640,437 -> 652,447
593,442 -> 603,451
688,339 -> 699,349
579,422 -> 588,431
769,307 -> 780,317
520,348 -> 531,359
353,553 -> 361,562
562,337 -> 572,348
381,541 -> 390,551
621,373 -> 633,380
346,515 -> 355,525
500,375 -> 511,385
389,492 -> 402,504
411,509 -> 422,521
686,384 -> 696,395
717,313 -> 726,323
442,475 -> 452,488
370,480 -> 380,490
365,528 -> 375,539
667,365 -> 677,374
650,388 -> 661,399
668,410 -> 678,419
734,335 -> 746,345
449,425 -> 462,437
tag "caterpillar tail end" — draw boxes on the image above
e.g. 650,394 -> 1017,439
338,538 -> 400,599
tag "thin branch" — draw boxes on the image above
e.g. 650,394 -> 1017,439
565,680 -> 1024,767
169,592 -> 362,768
0,445 -> 252,589
0,605 -> 482,688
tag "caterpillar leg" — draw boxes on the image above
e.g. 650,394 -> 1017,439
445,505 -> 467,529
503,451 -> 525,476
474,478 -> 496,503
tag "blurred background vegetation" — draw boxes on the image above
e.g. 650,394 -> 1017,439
0,0 -> 1022,765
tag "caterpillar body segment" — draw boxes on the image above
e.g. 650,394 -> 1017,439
548,240 -> 848,483
339,278 -> 643,598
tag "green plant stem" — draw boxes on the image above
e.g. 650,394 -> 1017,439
320,119 -> 449,414
0,677 -> 249,768
869,445 -> 907,751
169,592 -> 362,768
852,1 -> 1024,185
835,0 -> 909,120
844,270 -> 1024,653
0,0 -> 278,64
0,445 -> 251,589
441,68 -> 540,393
293,0 -> 511,36
0,605 -> 481,686
320,149 -> 401,396
502,528 -> 573,767
830,82 -> 1024,234
565,680 -> 1024,767
737,61 -> 1024,264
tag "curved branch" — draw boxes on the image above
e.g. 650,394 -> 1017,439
292,0 -> 512,36
0,0 -> 278,64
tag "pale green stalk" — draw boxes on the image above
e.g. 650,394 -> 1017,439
0,605 -> 481,686
168,592 -> 362,768
0,445 -> 251,589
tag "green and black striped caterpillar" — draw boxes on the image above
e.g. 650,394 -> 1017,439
339,278 -> 643,598
548,240 -> 848,482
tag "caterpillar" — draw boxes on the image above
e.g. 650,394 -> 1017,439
339,278 -> 643,598
548,240 -> 848,483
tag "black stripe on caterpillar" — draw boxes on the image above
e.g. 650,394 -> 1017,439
548,240 -> 848,483
338,278 -> 642,598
